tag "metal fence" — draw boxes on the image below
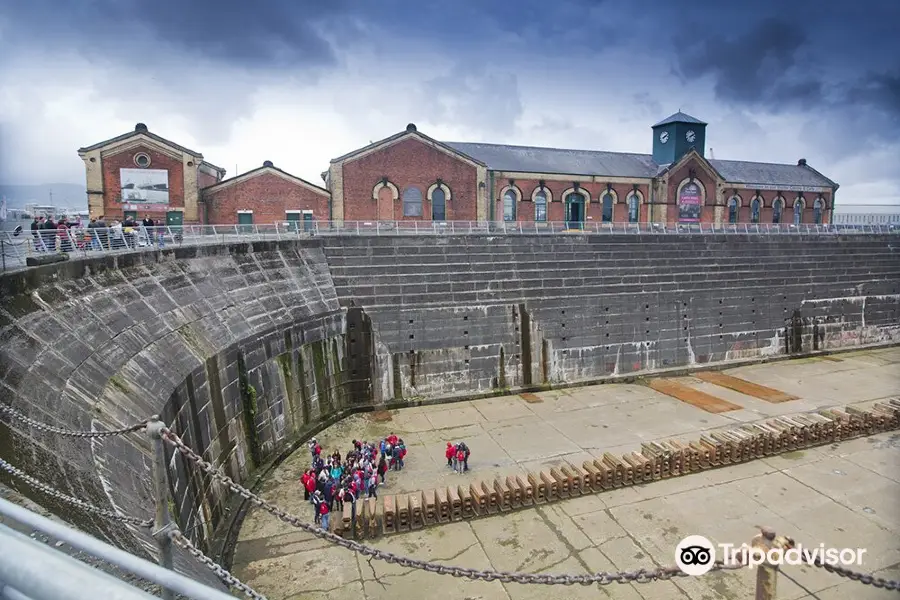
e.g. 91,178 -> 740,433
2,220 -> 898,271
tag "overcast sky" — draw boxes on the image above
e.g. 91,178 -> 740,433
1,0 -> 898,204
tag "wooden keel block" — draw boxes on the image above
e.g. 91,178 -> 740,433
470,482 -> 488,515
382,495 -> 396,534
550,467 -> 571,498
459,485 -> 476,518
480,481 -> 499,514
448,486 -> 462,520
436,487 -> 450,523
494,479 -> 512,511
423,489 -> 437,524
365,497 -> 378,538
396,494 -> 410,532
506,476 -> 523,508
540,471 -> 559,501
517,475 -> 534,505
528,472 -> 547,504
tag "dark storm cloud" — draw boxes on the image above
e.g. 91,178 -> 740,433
666,1 -> 900,121
3,0 -> 351,69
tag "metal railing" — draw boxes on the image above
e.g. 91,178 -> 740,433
0,497 -> 237,600
2,220 -> 897,271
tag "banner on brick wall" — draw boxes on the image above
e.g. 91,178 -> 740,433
678,183 -> 702,222
120,168 -> 169,205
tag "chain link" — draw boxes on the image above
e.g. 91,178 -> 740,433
161,427 -> 743,585
0,403 -> 150,438
0,457 -> 154,527
169,529 -> 269,599
803,550 -> 900,591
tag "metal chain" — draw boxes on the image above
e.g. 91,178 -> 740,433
169,529 -> 268,600
0,403 -> 150,438
804,551 -> 900,591
161,427 -> 742,585
0,457 -> 154,527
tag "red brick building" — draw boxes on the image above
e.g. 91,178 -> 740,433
78,123 -> 225,225
202,161 -> 330,227
80,113 -> 838,227
326,114 -> 838,226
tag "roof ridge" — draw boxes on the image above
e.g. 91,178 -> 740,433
445,140 -> 652,157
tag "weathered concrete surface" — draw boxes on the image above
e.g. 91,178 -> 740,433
323,234 -> 900,402
232,348 -> 900,599
0,240 -> 348,589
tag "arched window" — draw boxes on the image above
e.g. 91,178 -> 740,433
503,189 -> 517,221
402,187 -> 422,217
793,199 -> 803,225
534,190 -> 547,222
627,193 -> 639,223
601,192 -> 614,222
432,188 -> 446,221
750,198 -> 761,223
728,197 -> 739,223
772,197 -> 784,224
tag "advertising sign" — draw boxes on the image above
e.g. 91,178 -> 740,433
120,168 -> 169,204
678,183 -> 702,222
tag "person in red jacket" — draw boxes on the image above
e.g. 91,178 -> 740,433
319,501 -> 330,531
445,442 -> 455,467
303,469 -> 316,500
301,471 -> 311,501
455,448 -> 465,474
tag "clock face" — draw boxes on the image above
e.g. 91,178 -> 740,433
659,131 -> 669,144
686,130 -> 696,143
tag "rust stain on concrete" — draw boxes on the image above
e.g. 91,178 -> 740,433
519,392 -> 544,404
695,371 -> 799,403
648,379 -> 742,413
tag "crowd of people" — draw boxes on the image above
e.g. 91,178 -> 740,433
301,433 -> 407,531
29,214 -> 168,253
445,441 -> 471,474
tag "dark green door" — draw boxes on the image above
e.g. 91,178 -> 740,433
166,211 -> 183,227
123,210 -> 137,221
286,212 -> 301,232
238,212 -> 253,234
303,213 -> 313,232
565,194 -> 585,230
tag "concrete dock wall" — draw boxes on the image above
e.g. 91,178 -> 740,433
0,233 -> 898,580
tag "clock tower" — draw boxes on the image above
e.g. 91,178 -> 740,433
651,111 -> 707,166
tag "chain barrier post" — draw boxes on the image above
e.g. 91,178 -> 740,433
751,526 -> 793,600
148,418 -> 176,600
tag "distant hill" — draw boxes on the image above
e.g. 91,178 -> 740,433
0,183 -> 87,209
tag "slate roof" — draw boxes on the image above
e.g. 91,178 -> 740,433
202,163 -> 329,195
709,159 -> 835,188
652,111 -> 707,127
443,141 -> 836,188
444,142 -> 659,178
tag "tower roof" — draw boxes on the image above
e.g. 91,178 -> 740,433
652,111 -> 707,127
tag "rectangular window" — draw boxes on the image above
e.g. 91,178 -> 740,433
535,201 -> 547,222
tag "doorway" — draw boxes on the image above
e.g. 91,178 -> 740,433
165,211 -> 183,227
565,193 -> 585,229
238,212 -> 253,234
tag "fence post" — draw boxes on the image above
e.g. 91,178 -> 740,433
751,526 -> 793,600
147,418 -> 176,600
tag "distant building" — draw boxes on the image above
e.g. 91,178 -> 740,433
79,113 -> 841,226
327,114 -> 838,226
77,123 -> 226,225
